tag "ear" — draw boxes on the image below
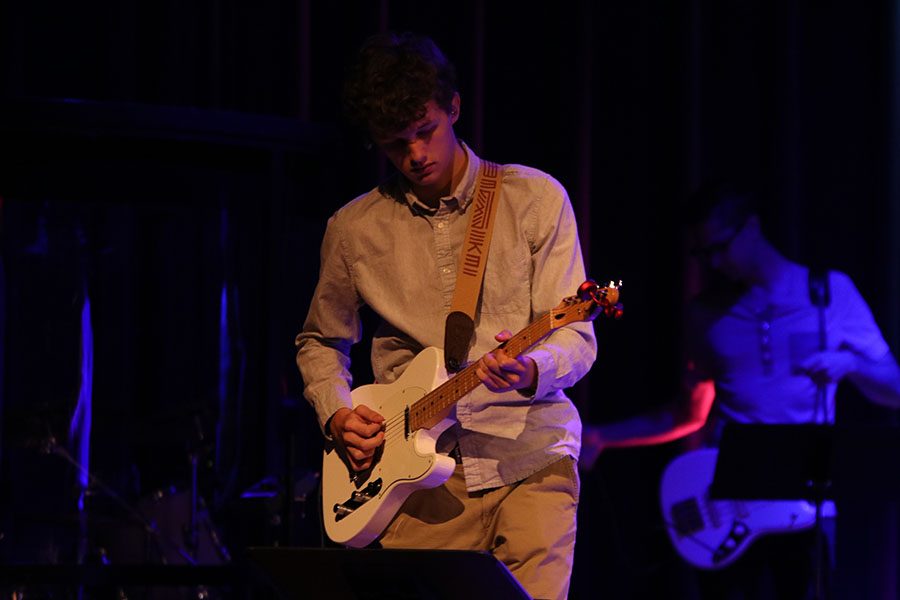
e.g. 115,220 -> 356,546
449,93 -> 461,124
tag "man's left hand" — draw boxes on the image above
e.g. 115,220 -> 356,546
795,350 -> 856,385
475,330 -> 537,394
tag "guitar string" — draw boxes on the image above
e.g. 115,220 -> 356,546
380,374 -> 480,448
353,312 -> 572,455
671,498 -> 785,551
376,371 -> 475,429
375,350 -> 536,450
377,370 -> 481,436
701,500 -> 791,521
697,500 -> 752,521
662,498 -> 789,563
362,312 -> 556,436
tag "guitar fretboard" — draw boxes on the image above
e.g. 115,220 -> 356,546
406,300 -> 594,432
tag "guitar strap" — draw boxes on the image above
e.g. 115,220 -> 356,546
443,160 -> 503,373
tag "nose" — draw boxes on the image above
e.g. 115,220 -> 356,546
408,140 -> 428,166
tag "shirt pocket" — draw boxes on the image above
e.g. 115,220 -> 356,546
480,239 -> 530,315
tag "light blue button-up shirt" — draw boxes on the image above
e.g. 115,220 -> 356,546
296,143 -> 597,491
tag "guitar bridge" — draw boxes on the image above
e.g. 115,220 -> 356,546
333,478 -> 383,522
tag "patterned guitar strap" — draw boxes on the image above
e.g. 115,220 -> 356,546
443,160 -> 503,373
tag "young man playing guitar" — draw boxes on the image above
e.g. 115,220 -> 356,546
582,184 -> 900,598
295,33 -> 597,599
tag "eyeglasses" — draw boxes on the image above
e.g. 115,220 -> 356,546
690,222 -> 745,260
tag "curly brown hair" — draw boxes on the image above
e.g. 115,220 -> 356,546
343,32 -> 458,140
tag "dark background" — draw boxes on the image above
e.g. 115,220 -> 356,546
1,0 -> 898,598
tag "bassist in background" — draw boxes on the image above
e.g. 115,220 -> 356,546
582,184 -> 900,598
295,33 -> 596,600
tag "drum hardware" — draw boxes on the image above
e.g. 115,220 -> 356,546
42,435 -> 230,567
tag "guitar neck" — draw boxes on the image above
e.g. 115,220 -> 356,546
406,313 -> 554,432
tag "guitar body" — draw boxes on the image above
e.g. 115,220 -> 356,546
660,448 -> 816,570
321,347 -> 458,548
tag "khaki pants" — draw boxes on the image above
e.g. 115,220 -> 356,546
380,456 -> 580,600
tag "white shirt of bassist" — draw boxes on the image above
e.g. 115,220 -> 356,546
295,141 -> 597,492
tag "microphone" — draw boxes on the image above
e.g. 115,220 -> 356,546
808,268 -> 831,308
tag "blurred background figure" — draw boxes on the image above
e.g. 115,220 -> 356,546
582,183 -> 900,599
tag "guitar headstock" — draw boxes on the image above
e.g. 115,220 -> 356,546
549,279 -> 624,328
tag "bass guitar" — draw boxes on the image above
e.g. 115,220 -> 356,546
660,448 -> 817,569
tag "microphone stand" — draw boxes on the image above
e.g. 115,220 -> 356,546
810,271 -> 831,600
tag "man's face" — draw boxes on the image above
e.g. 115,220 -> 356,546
692,216 -> 753,281
373,96 -> 461,202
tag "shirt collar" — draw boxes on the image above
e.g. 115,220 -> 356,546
401,141 -> 481,216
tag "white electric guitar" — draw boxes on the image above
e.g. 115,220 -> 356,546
321,280 -> 622,548
660,448 -> 817,569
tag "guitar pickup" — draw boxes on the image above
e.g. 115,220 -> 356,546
333,478 -> 383,522
671,497 -> 704,536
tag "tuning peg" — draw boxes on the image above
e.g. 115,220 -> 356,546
605,303 -> 624,320
577,279 -> 599,301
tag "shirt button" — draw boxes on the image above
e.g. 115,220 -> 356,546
436,221 -> 446,229
442,267 -> 451,274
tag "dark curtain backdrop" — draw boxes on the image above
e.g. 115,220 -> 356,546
1,1 -> 898,597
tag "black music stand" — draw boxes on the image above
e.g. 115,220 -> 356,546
246,547 -> 531,600
708,424 -> 834,600
707,423 -> 900,600
709,424 -> 834,502
710,422 -> 900,501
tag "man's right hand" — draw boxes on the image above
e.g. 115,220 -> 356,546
329,405 -> 385,471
